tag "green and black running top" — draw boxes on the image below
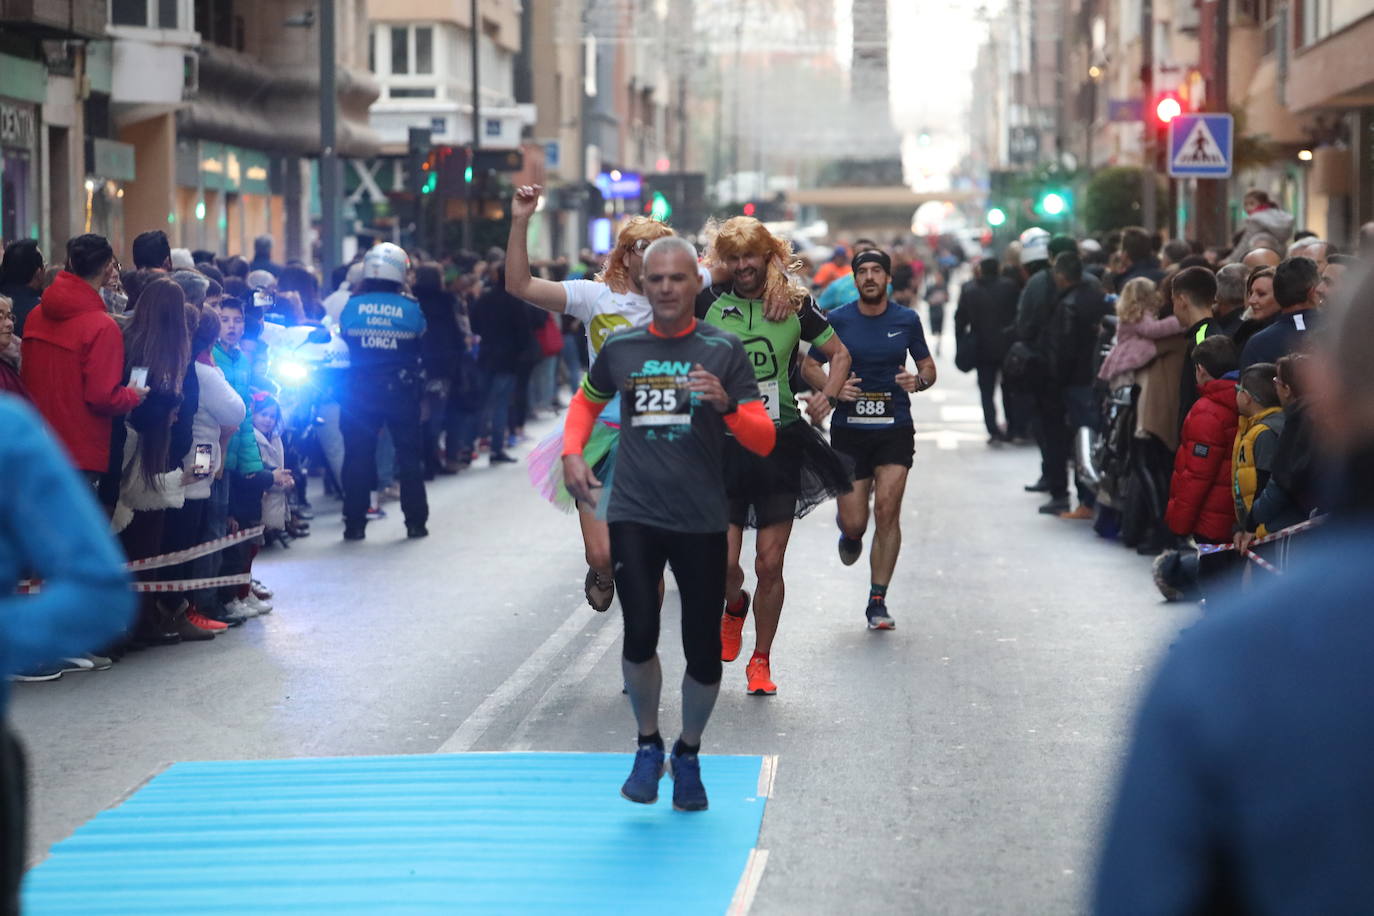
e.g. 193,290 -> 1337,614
695,285 -> 835,426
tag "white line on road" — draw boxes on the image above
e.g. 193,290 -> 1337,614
506,613 -> 624,751
437,604 -> 593,754
728,849 -> 770,915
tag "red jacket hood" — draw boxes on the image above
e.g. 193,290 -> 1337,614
1199,376 -> 1238,412
39,271 -> 107,322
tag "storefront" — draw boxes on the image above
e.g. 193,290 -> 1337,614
175,139 -> 284,256
0,98 -> 40,242
85,137 -> 137,243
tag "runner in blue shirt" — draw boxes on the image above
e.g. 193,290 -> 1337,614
805,248 -> 936,629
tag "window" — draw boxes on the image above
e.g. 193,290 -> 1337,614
368,29 -> 375,73
1303,0 -> 1371,45
111,0 -> 186,29
415,26 -> 433,75
390,88 -> 436,98
390,26 -> 408,74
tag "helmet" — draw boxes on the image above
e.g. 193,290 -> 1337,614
362,242 -> 410,284
1019,227 -> 1050,263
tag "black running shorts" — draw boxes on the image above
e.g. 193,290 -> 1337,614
830,425 -> 915,480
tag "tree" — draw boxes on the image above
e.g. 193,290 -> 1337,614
1084,167 -> 1165,234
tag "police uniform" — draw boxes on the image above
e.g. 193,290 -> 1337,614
338,274 -> 429,534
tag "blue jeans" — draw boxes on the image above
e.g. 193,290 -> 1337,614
480,371 -> 517,456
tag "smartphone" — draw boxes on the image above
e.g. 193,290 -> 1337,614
253,290 -> 274,309
192,444 -> 213,478
129,366 -> 149,388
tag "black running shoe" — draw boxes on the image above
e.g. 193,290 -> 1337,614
837,535 -> 863,566
866,600 -> 896,630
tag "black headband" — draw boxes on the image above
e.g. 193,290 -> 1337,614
851,249 -> 891,275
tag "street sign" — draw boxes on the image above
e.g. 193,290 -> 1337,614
544,140 -> 561,168
1107,99 -> 1142,123
1168,113 -> 1233,178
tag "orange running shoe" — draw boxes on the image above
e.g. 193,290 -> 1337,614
745,656 -> 776,696
186,610 -> 229,632
720,590 -> 750,662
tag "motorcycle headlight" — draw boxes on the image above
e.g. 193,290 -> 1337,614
276,360 -> 310,383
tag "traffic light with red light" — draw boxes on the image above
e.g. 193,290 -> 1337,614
1153,91 -> 1183,127
742,202 -> 756,216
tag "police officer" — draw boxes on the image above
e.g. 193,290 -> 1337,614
338,243 -> 429,540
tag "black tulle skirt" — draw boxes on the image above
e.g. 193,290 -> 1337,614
723,419 -> 854,529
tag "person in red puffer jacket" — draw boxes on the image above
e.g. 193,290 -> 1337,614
1166,335 -> 1242,593
20,234 -> 148,485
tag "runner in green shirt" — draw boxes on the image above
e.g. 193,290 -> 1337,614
695,216 -> 853,696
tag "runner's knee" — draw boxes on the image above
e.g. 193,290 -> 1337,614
685,655 -> 722,686
754,549 -> 785,582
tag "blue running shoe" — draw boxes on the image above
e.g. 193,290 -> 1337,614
669,751 -> 709,812
620,744 -> 666,804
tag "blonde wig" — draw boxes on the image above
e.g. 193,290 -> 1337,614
704,216 -> 809,313
596,217 -> 675,294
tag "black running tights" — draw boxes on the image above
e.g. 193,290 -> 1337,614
608,522 -> 727,685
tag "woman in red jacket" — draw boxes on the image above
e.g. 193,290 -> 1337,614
1166,335 -> 1242,594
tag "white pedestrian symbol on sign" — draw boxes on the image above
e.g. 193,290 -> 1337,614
1174,120 -> 1226,167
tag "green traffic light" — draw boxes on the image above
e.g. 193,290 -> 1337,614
422,172 -> 437,194
464,166 -> 473,183
1040,192 -> 1068,216
986,207 -> 1007,227
650,191 -> 672,222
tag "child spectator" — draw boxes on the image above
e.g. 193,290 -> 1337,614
1097,277 -> 1182,384
1236,354 -> 1317,550
1231,362 -> 1285,538
1165,336 -> 1241,579
252,395 -> 290,548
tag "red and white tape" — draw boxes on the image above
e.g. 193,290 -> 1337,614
1195,514 -> 1326,574
14,525 -> 265,595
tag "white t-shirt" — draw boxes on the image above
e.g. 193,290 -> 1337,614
561,266 -> 713,364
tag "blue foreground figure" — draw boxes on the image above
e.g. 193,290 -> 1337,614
0,394 -> 136,912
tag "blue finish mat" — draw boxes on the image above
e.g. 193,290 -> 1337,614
23,752 -> 771,915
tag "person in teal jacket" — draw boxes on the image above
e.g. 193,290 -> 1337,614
212,299 -> 263,475
1,393 -> 135,910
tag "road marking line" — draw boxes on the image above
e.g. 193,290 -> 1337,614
756,754 -> 778,798
506,614 -> 624,751
437,604 -> 592,754
728,848 -> 770,915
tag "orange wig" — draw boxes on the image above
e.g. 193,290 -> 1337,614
597,217 -> 675,294
704,216 -> 807,312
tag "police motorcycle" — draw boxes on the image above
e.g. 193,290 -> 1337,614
260,317 -> 350,542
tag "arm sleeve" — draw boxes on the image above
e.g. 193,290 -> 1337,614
724,401 -> 776,456
798,297 -> 836,346
560,389 -> 608,456
200,368 -> 247,428
1136,315 -> 1185,340
0,402 -> 136,674
560,280 -> 602,323
907,311 -> 933,362
84,324 -> 141,416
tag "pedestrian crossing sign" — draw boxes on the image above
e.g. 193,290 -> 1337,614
1168,113 -> 1233,178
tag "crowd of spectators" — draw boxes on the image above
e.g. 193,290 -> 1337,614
951,200 -> 1374,603
0,228 -> 597,681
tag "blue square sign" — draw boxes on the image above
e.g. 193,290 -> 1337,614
1168,113 -> 1233,178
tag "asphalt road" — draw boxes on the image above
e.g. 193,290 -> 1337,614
11,314 -> 1195,914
